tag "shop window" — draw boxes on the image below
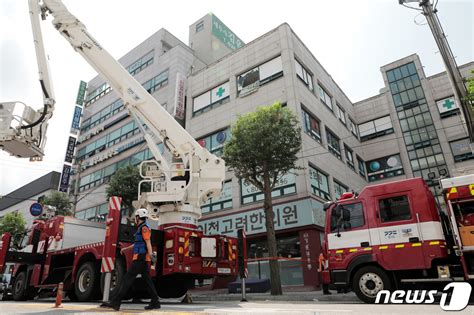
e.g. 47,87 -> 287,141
193,81 -> 230,115
326,128 -> 341,159
241,173 -> 296,205
301,107 -> 321,143
334,180 -> 348,200
379,195 -> 411,223
237,56 -> 283,97
295,59 -> 313,91
359,115 -> 394,141
318,84 -> 332,110
344,145 -> 354,171
309,164 -> 330,200
366,154 -> 404,182
201,180 -> 233,213
449,138 -> 474,162
335,104 -> 346,124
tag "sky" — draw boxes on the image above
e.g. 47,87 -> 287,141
0,0 -> 472,195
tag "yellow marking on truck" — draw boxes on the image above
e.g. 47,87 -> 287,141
349,249 -> 357,253
335,250 -> 344,254
469,184 -> 474,195
411,243 -> 422,247
363,247 -> 372,251
395,244 -> 405,248
429,241 -> 440,245
379,246 -> 388,250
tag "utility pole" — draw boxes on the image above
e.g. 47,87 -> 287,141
400,0 -> 474,146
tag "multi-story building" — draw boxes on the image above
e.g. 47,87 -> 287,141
0,171 -> 61,226
71,13 -> 473,288
355,55 -> 473,189
72,29 -> 206,220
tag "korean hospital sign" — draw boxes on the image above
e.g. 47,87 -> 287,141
211,14 -> 244,51
198,198 -> 326,237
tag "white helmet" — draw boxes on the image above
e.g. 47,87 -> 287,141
134,208 -> 148,219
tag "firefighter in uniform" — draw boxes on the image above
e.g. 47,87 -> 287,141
104,208 -> 160,311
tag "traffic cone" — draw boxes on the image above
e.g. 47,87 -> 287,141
53,282 -> 64,308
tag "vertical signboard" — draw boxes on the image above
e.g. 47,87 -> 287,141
173,73 -> 186,120
59,165 -> 72,192
59,81 -> 87,193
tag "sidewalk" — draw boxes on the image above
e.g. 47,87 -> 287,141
188,287 -> 359,303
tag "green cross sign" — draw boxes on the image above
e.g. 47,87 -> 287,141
216,86 -> 225,98
443,98 -> 455,110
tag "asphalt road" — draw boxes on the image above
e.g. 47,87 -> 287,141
0,300 -> 472,315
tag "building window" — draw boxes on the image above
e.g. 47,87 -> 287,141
334,180 -> 348,200
85,83 -> 112,106
196,21 -> 204,33
387,62 -> 447,186
357,156 -> 366,178
335,104 -> 346,125
127,50 -> 154,76
201,180 -> 232,214
436,96 -> 459,118
294,59 -> 313,91
366,154 -> 404,182
143,69 -> 169,93
197,128 -> 230,157
78,147 -> 160,191
318,84 -> 332,111
241,173 -> 296,205
359,115 -> 394,141
449,138 -> 474,162
301,107 -> 321,143
193,81 -> 230,115
379,195 -> 411,223
81,99 -> 125,133
237,56 -> 283,97
348,118 -> 358,138
330,202 -> 364,232
309,164 -> 330,200
326,128 -> 341,159
344,145 -> 355,171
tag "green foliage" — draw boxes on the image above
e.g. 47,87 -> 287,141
466,69 -> 474,101
223,102 -> 303,190
0,212 -> 27,249
106,165 -> 142,208
43,191 -> 72,216
223,102 -> 302,295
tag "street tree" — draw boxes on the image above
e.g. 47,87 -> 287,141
223,103 -> 302,295
106,165 -> 142,219
0,212 -> 27,249
43,191 -> 73,216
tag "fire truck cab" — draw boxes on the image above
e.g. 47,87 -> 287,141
321,177 -> 473,303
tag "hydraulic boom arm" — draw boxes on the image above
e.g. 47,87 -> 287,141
25,0 -> 225,226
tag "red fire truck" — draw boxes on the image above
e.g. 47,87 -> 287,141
0,204 -> 241,302
321,174 -> 474,303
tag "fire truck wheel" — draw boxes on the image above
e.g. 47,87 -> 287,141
75,262 -> 100,301
352,265 -> 391,303
12,271 -> 29,301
